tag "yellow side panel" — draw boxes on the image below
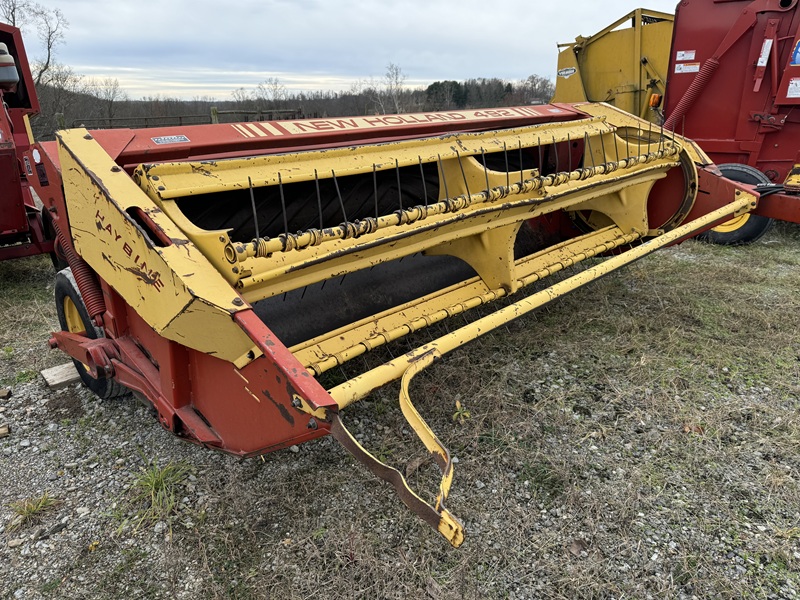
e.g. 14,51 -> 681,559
553,11 -> 674,121
552,47 -> 588,104
57,129 -> 259,365
785,165 -> 800,191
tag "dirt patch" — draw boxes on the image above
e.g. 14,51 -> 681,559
46,389 -> 85,419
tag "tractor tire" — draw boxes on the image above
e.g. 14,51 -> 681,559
54,268 -> 127,399
698,163 -> 774,245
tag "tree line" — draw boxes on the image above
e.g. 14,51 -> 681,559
1,1 -> 555,140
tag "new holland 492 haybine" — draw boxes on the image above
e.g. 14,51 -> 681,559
0,20 -> 788,547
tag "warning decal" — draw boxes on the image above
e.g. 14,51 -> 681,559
793,40 -> 800,66
676,50 -> 696,61
757,39 -> 773,68
788,78 -> 800,99
675,63 -> 701,74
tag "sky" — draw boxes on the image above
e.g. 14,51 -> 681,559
19,0 -> 680,100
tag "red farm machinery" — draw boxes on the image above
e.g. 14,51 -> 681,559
0,22 -> 55,262
0,18 -> 782,546
554,0 -> 800,244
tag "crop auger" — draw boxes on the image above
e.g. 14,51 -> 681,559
26,100 -> 755,547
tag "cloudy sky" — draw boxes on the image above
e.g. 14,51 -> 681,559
20,0 -> 679,100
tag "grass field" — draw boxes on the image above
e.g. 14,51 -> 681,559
1,225 -> 799,599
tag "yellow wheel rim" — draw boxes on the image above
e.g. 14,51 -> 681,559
711,212 -> 750,234
62,297 -> 90,372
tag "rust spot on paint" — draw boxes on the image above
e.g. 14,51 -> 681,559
262,389 -> 295,426
191,164 -> 215,177
124,266 -> 162,289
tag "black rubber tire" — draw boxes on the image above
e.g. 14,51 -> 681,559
54,268 -> 127,399
698,164 -> 775,245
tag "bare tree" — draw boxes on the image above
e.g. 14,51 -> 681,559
31,5 -> 66,86
383,62 -> 406,114
88,76 -> 128,119
230,87 -> 251,105
31,61 -> 85,138
0,0 -> 30,26
520,74 -> 555,104
0,1 -> 68,86
255,77 -> 286,109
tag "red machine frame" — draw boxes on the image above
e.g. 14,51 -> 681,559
663,0 -> 800,220
0,22 -> 54,261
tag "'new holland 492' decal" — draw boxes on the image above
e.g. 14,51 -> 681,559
230,106 -> 567,138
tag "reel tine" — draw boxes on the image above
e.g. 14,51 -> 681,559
332,168 -> 348,223
373,164 -> 379,218
456,150 -> 471,199
278,172 -> 288,236
396,159 -> 403,210
247,176 -> 261,240
314,169 -> 323,229
419,156 -> 428,207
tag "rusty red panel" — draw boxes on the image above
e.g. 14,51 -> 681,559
753,190 -> 800,222
102,300 -> 334,457
87,105 -> 590,167
664,0 -> 800,183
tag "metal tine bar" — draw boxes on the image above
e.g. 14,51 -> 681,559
599,131 -> 607,168
625,128 -> 631,162
314,169 -> 324,229
373,164 -> 379,218
518,140 -> 524,185
648,122 -> 653,155
418,156 -> 428,207
278,172 -> 288,236
537,137 -> 544,175
637,125 -> 641,157
331,169 -> 348,223
670,118 -> 677,150
659,119 -> 665,153
552,136 -> 559,174
395,159 -> 403,210
503,141 -> 510,189
612,128 -> 620,165
455,150 -> 471,199
248,176 -> 260,240
437,154 -> 450,201
567,134 -> 572,172
480,148 -> 490,194
584,132 -> 595,169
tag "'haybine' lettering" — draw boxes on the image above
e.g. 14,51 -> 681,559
95,210 -> 164,292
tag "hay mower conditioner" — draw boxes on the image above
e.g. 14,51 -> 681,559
38,103 -> 753,547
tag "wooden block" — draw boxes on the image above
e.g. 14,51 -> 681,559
41,363 -> 81,389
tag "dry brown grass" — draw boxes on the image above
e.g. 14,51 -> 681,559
2,226 -> 800,598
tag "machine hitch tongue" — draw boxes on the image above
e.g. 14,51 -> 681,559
329,350 -> 465,547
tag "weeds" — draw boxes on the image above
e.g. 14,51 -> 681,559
7,491 -> 60,530
118,453 -> 189,532
452,399 -> 471,424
